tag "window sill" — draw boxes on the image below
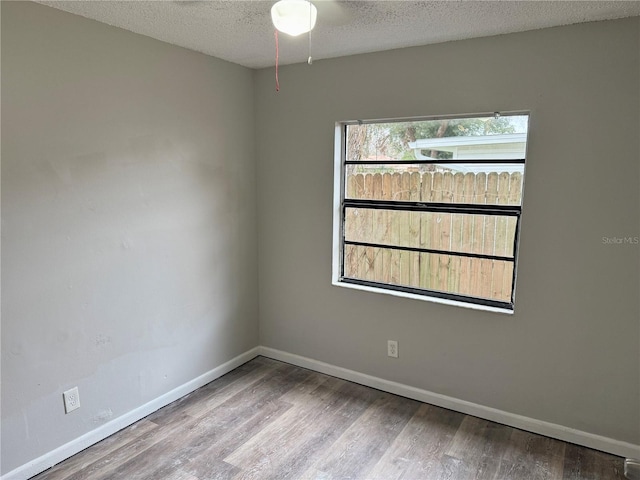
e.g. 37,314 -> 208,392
332,280 -> 515,315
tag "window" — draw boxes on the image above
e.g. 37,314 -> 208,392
332,113 -> 529,312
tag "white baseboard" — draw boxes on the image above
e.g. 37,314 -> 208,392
1,347 -> 260,480
258,346 -> 640,460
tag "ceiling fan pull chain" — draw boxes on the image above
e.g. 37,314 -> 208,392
275,29 -> 280,92
308,1 -> 313,65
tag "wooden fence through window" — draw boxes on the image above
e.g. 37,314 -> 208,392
344,171 -> 523,302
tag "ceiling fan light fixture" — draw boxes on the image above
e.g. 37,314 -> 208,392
271,0 -> 317,37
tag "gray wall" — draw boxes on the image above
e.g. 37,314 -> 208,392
1,2 -> 258,473
255,18 -> 640,445
2,2 -> 639,474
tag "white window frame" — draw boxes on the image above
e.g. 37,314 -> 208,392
331,112 -> 529,314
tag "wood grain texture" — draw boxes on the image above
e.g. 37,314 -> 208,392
31,357 -> 627,480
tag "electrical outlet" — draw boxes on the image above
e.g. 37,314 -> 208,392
387,340 -> 398,358
63,387 -> 80,414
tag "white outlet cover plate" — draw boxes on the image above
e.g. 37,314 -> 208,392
63,387 -> 80,413
388,340 -> 398,358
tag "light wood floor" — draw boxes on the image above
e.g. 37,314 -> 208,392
32,356 -> 626,480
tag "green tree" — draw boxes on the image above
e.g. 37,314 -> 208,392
347,116 -> 518,162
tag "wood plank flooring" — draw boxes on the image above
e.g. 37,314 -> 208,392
31,357 -> 627,480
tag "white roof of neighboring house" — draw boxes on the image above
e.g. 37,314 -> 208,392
408,132 -> 527,173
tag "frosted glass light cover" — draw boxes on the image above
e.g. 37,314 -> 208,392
271,0 -> 317,36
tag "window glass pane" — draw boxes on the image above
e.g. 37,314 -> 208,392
339,113 -> 528,309
345,208 -> 517,258
346,115 -> 528,162
344,245 -> 514,303
345,169 -> 523,206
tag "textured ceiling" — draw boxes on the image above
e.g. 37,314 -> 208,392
36,0 -> 640,69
